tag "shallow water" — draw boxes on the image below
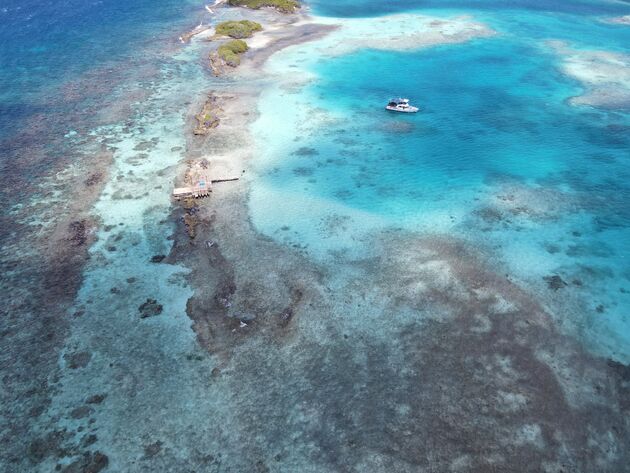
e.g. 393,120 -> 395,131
1,0 -> 629,471
250,7 -> 630,361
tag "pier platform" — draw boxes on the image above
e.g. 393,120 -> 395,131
172,159 -> 242,200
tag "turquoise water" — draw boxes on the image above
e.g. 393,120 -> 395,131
250,10 -> 630,359
1,0 -> 630,470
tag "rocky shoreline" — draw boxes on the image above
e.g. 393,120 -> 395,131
193,93 -> 222,135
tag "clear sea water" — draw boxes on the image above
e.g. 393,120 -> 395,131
1,0 -> 630,470
250,3 -> 630,360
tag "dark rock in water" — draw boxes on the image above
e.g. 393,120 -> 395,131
70,406 -> 93,419
62,451 -> 108,473
278,288 -> 303,328
143,441 -> 163,458
607,359 -> 630,382
64,351 -> 92,369
543,275 -> 568,290
544,243 -> 561,254
292,146 -> 319,157
279,308 -> 293,326
133,140 -> 155,151
139,299 -> 163,318
255,459 -> 270,473
85,394 -> 106,404
475,207 -> 503,223
150,254 -> 166,263
68,220 -> 88,246
84,172 -> 103,187
292,166 -> 314,177
81,434 -> 97,448
28,430 -> 68,462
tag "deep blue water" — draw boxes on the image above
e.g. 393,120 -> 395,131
0,0 -> 201,140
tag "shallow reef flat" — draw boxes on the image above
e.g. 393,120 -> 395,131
548,40 -> 630,109
168,172 -> 630,471
306,13 -> 495,57
604,15 -> 630,26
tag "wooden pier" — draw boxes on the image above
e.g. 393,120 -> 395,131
172,159 -> 242,200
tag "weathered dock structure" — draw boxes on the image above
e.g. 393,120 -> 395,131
173,172 -> 211,199
172,160 -> 242,200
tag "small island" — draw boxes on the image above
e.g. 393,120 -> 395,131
217,39 -> 249,67
214,20 -> 263,39
193,93 -> 221,135
227,0 -> 300,14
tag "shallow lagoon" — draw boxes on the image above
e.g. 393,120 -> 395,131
250,9 -> 630,360
1,0 -> 629,470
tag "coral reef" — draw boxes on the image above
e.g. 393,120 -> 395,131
138,298 -> 164,318
604,15 -> 630,26
548,40 -> 630,109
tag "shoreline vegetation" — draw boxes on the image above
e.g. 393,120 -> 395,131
227,0 -> 300,13
217,39 -> 249,66
214,20 -> 263,39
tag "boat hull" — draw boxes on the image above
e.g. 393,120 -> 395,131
385,105 -> 419,113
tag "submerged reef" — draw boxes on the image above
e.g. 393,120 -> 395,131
166,80 -> 630,470
170,177 -> 630,471
214,20 -> 263,39
548,40 -> 630,109
312,14 -> 495,57
227,0 -> 300,14
604,15 -> 630,26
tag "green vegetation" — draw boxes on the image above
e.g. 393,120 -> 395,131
217,39 -> 249,67
227,0 -> 300,14
214,20 -> 263,39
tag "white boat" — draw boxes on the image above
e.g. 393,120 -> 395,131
385,98 -> 419,113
